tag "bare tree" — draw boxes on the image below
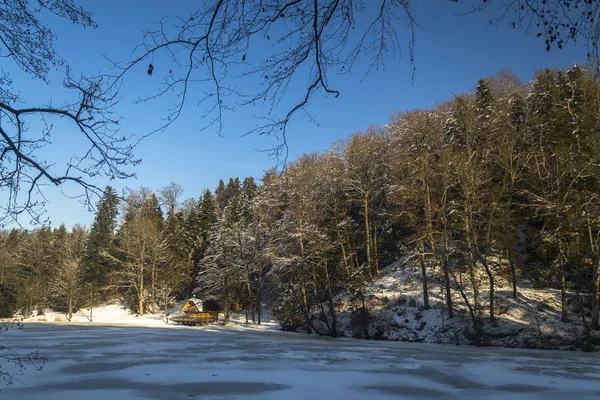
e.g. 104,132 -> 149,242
159,182 -> 184,215
51,259 -> 80,321
110,192 -> 163,315
336,129 -> 390,278
1,2 -> 138,225
390,108 -> 450,310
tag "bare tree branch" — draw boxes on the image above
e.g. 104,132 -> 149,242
0,70 -> 138,225
109,0 -> 418,163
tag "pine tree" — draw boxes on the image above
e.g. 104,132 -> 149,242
81,186 -> 119,294
214,179 -> 227,211
241,177 -> 258,223
160,209 -> 195,301
191,189 -> 218,272
215,177 -> 241,211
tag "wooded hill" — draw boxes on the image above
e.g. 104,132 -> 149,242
1,65 -> 599,351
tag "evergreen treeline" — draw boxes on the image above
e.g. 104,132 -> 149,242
1,66 -> 599,350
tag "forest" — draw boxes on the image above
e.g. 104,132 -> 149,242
1,65 -> 599,350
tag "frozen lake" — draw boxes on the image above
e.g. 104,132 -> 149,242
1,324 -> 599,399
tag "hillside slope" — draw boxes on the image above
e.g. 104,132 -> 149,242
330,260 -> 599,351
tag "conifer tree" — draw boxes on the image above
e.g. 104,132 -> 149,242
214,180 -> 227,211
81,186 -> 119,294
193,189 -> 218,269
160,209 -> 196,301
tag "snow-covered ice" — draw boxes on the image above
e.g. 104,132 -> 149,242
1,323 -> 599,399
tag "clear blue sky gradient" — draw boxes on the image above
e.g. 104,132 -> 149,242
11,0 -> 587,228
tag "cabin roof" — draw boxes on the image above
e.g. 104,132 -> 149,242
180,299 -> 203,314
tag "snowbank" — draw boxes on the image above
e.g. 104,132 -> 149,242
18,303 -> 169,327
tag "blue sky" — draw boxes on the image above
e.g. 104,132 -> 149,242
9,0 -> 587,228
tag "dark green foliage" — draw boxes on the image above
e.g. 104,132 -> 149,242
215,178 -> 241,212
191,189 -> 218,267
214,179 -> 227,212
0,284 -> 17,317
162,210 -> 196,297
199,189 -> 218,231
81,186 -> 119,292
475,78 -> 494,113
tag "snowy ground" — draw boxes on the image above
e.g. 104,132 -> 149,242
1,323 -> 599,399
14,302 -> 280,331
331,260 -> 599,350
17,303 -> 169,327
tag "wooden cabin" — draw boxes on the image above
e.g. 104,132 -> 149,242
180,299 -> 204,315
171,299 -> 219,325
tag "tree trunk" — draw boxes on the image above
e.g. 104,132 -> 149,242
162,292 -> 170,323
151,263 -> 156,314
443,261 -> 453,318
488,274 -> 495,322
257,285 -> 262,325
360,289 -> 370,339
323,256 -> 338,337
424,178 -> 436,311
588,221 -> 600,330
507,244 -> 518,298
245,265 -> 254,323
577,292 -> 593,352
442,220 -> 454,318
300,282 -> 313,334
593,264 -> 600,330
68,295 -> 73,322
419,240 -> 430,309
363,197 -> 373,278
89,284 -> 94,322
224,276 -> 230,323
334,200 -> 351,279
473,247 -> 495,323
559,241 -> 568,323
344,226 -> 361,275
465,213 -> 481,311
138,262 -> 144,316
297,232 -> 317,333
561,270 -> 568,323
373,223 -> 380,275
256,264 -> 263,325
450,268 -> 482,346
